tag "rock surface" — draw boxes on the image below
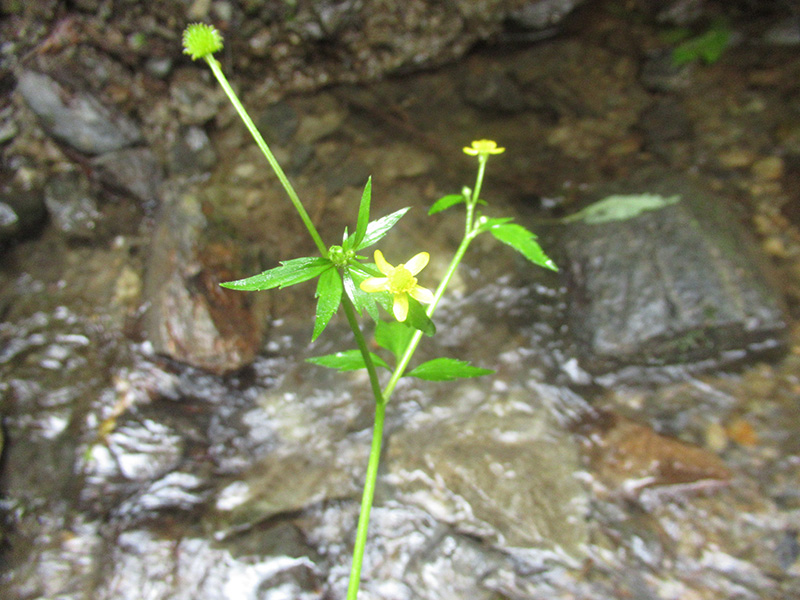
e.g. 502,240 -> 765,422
387,385 -> 588,560
17,70 -> 142,155
143,182 -> 266,374
560,173 -> 789,374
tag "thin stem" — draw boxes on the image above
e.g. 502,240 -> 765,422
346,397 -> 385,600
341,293 -> 384,405
204,56 -> 327,256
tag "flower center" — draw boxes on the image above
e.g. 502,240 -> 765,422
387,265 -> 416,294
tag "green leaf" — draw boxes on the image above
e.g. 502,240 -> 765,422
562,194 -> 681,225
342,269 -> 379,321
356,207 -> 410,250
312,267 -> 343,341
407,358 -> 494,381
404,296 -> 435,337
475,216 -> 513,234
221,257 -> 331,291
428,193 -> 465,215
489,223 -> 557,271
672,20 -> 730,66
374,319 -> 414,363
306,349 -> 389,371
353,177 -> 372,249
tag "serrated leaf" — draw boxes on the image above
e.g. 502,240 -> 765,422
562,194 -> 681,225
306,349 -> 389,371
356,207 -> 410,250
221,257 -> 331,291
475,216 -> 513,234
312,267 -> 342,341
429,194 -> 465,215
343,269 -> 379,321
353,177 -> 372,248
489,223 -> 557,271
405,296 -> 435,337
407,358 -> 494,381
374,319 -> 414,363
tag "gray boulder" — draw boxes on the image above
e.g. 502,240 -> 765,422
560,174 -> 788,374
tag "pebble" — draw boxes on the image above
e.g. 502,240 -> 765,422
718,148 -> 755,168
751,156 -> 784,181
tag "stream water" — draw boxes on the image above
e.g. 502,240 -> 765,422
2,3 -> 800,600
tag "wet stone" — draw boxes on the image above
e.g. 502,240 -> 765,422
43,170 -> 101,240
577,411 -> 731,498
386,385 -> 588,561
0,178 -> 46,244
96,530 -> 323,600
559,173 -> 789,375
142,182 -> 266,374
167,125 -> 217,176
90,147 -> 162,204
17,70 -> 142,155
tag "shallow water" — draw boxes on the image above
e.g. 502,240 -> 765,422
3,4 -> 800,599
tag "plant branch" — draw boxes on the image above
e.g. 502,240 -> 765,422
204,56 -> 327,256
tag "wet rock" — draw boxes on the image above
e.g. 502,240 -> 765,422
90,147 -> 162,204
577,411 -> 731,497
242,0 -> 585,97
559,173 -> 789,375
170,67 -> 226,126
256,101 -> 299,146
507,0 -> 584,29
167,125 -> 217,176
640,50 -> 694,93
97,529 -> 323,600
43,171 -> 101,240
387,385 -> 588,560
639,97 -> 693,148
142,183 -> 266,374
0,179 -> 46,244
462,66 -> 527,114
17,70 -> 142,155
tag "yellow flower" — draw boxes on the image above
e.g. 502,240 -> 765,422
360,250 -> 434,322
462,139 -> 505,156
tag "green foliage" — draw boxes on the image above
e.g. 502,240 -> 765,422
374,320 -> 415,363
313,267 -> 343,341
307,349 -> 389,371
351,207 -> 410,251
562,193 -> 681,225
407,358 -> 494,381
221,257 -> 332,291
429,193 -> 466,215
353,177 -> 372,250
669,19 -> 731,66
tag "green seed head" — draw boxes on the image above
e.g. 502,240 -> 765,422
182,23 -> 223,60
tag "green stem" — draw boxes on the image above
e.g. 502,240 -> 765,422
341,293 -> 384,405
341,291 -> 386,600
346,396 -> 385,600
204,56 -> 327,256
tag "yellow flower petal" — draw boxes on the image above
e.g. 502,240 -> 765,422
392,294 -> 409,322
404,252 -> 429,276
463,139 -> 505,156
410,285 -> 434,304
360,277 -> 389,293
374,249 -> 393,275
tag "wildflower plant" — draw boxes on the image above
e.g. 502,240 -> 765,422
182,23 -> 557,600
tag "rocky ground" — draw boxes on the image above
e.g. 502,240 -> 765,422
2,1 -> 800,599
